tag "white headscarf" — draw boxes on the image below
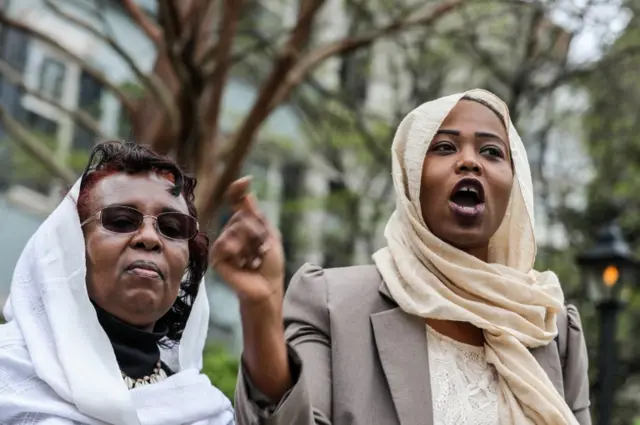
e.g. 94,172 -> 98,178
373,89 -> 578,425
0,179 -> 234,425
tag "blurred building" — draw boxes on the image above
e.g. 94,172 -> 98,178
0,0 -> 592,354
273,0 -> 591,251
0,0 -> 327,354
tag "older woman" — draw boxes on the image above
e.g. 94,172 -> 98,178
212,89 -> 591,424
0,141 -> 234,425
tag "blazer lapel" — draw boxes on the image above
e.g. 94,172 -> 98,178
530,342 -> 565,398
371,282 -> 433,425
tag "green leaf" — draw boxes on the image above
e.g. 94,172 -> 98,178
201,344 -> 239,402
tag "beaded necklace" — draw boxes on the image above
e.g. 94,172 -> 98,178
121,360 -> 168,389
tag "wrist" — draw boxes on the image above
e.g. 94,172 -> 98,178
239,288 -> 283,322
239,291 -> 284,347
240,297 -> 291,400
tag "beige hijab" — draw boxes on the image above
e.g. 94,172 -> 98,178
372,89 -> 578,425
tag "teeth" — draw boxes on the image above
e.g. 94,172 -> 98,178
459,186 -> 478,195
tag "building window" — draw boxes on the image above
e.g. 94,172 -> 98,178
72,122 -> 95,151
24,110 -> 58,136
0,26 -> 29,72
77,69 -> 103,119
39,57 -> 66,101
10,111 -> 59,194
71,70 -> 104,151
0,138 -> 9,190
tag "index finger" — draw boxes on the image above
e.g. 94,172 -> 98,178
225,176 -> 252,212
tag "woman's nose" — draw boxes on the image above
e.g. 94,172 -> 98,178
455,151 -> 482,175
130,218 -> 162,251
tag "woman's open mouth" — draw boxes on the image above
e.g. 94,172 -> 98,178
449,178 -> 486,220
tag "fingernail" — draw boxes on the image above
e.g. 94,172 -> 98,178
259,243 -> 270,254
238,258 -> 247,268
251,257 -> 262,269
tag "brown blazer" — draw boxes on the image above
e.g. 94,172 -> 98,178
235,263 -> 591,425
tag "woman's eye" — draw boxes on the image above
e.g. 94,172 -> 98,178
482,146 -> 504,158
431,142 -> 455,153
112,216 -> 135,224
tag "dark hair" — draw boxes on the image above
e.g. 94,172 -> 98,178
461,95 -> 507,128
77,140 -> 209,347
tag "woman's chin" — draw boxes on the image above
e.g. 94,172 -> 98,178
117,291 -> 162,327
440,229 -> 491,256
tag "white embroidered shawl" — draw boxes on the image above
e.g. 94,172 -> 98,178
0,180 -> 234,425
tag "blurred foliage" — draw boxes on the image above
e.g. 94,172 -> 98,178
4,0 -> 640,421
558,3 -> 640,421
119,81 -> 146,100
4,134 -> 90,192
290,97 -> 397,268
201,344 -> 239,402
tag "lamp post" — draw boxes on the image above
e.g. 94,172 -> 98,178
576,221 -> 638,425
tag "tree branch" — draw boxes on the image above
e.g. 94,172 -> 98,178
213,26 -> 304,73
173,0 -> 215,58
42,0 -> 180,136
0,105 -> 76,184
120,0 -> 162,46
193,0 -> 220,66
196,0 -> 468,222
0,13 -> 136,116
539,44 -> 640,94
292,86 -> 390,168
197,0 -> 243,173
194,0 -> 326,223
156,0 -> 193,108
0,59 -> 106,138
156,1 -> 183,57
270,0 -> 467,108
455,3 -> 513,84
506,5 -> 546,116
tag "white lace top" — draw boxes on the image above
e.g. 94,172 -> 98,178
426,325 -> 500,425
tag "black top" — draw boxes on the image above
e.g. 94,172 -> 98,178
92,302 -> 173,379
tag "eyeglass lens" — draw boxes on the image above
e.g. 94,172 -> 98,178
100,206 -> 197,240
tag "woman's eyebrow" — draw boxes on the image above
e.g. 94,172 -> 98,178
436,129 -> 506,145
161,206 -> 182,214
475,131 -> 507,146
475,131 -> 500,139
436,129 -> 459,136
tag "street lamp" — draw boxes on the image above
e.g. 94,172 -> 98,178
576,220 -> 638,425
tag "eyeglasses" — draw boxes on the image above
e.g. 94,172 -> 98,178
81,205 -> 199,241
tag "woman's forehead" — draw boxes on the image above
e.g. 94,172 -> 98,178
443,100 -> 506,130
433,100 -> 511,154
91,172 -> 188,213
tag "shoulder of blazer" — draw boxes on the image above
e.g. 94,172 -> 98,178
323,264 -> 381,285
322,264 -> 389,309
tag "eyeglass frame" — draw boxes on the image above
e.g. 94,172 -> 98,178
80,205 -> 200,241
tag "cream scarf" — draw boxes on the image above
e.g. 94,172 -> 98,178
372,89 -> 578,425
